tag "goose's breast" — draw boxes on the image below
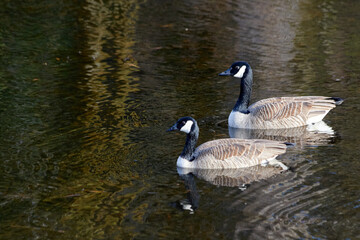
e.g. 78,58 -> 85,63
176,156 -> 195,168
228,111 -> 251,128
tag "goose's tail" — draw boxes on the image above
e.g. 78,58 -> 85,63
327,97 -> 344,105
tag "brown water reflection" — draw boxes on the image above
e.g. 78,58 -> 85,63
54,1 -> 145,238
229,121 -> 338,148
0,0 -> 359,239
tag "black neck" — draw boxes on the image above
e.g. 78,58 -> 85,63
233,68 -> 253,113
180,125 -> 199,161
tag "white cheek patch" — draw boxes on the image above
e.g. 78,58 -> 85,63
180,121 -> 193,133
234,65 -> 246,78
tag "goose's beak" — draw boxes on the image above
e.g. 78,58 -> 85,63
218,68 -> 232,76
166,124 -> 178,132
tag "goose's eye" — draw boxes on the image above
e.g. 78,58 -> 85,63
182,121 -> 186,125
235,66 -> 240,70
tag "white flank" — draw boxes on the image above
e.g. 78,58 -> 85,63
180,120 -> 193,133
234,65 -> 247,78
306,110 -> 329,125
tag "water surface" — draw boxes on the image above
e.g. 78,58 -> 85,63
0,0 -> 359,239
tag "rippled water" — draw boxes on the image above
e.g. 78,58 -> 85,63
0,0 -> 359,239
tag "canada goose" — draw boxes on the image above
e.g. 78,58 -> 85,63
219,61 -> 343,129
167,116 -> 290,170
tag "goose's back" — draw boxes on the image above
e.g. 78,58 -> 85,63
192,139 -> 287,169
247,96 -> 338,128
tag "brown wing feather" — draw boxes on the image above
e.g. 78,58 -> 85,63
248,96 -> 335,110
195,139 -> 286,162
251,101 -> 309,121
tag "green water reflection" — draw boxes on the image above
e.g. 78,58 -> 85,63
0,0 -> 359,239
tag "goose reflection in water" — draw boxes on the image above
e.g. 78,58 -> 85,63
174,166 -> 283,213
229,121 -> 338,147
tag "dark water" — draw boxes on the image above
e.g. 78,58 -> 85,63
0,0 -> 359,239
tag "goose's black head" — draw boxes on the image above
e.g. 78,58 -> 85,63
167,117 -> 197,134
219,61 -> 250,79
